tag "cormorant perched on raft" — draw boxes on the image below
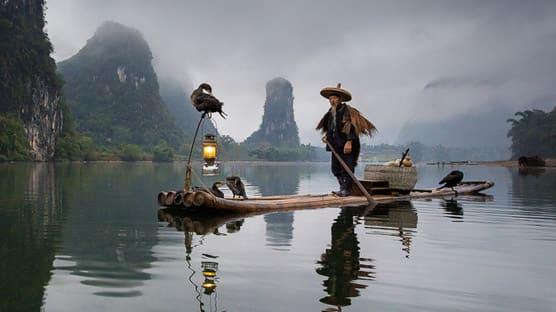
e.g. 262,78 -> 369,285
190,83 -> 228,118
193,182 -> 225,198
438,170 -> 464,194
226,176 -> 248,200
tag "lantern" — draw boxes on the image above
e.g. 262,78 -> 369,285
202,134 -> 217,164
202,134 -> 219,175
201,261 -> 218,294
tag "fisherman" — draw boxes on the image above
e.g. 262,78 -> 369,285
316,83 -> 376,197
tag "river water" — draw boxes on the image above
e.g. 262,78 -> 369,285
0,162 -> 555,311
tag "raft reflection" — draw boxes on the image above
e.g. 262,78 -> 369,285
316,202 -> 417,310
158,202 -> 420,312
158,208 -> 249,312
316,207 -> 375,308
362,202 -> 417,258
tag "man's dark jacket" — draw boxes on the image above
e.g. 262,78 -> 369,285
318,103 -> 361,164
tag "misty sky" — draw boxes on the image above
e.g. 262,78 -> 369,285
45,0 -> 556,146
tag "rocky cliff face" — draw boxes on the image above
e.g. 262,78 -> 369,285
0,0 -> 63,160
244,77 -> 300,148
57,21 -> 182,148
21,80 -> 62,160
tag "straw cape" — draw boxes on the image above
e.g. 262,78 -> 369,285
316,83 -> 377,138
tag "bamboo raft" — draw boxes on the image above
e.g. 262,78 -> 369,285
157,180 -> 495,213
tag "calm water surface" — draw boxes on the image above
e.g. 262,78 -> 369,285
1,162 -> 555,311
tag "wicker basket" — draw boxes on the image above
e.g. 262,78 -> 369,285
364,165 -> 418,191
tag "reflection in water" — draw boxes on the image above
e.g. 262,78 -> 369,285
316,207 -> 376,309
158,208 -> 250,236
441,198 -> 464,220
363,202 -> 418,258
50,163 -> 164,299
158,208 -> 248,257
264,212 -> 294,250
4,163 -> 556,311
511,168 -> 556,213
0,164 -> 64,312
316,203 -> 418,310
158,208 -> 244,312
518,167 -> 546,177
246,165 -> 301,251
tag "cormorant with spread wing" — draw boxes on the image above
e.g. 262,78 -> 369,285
438,170 -> 464,194
190,83 -> 227,118
226,176 -> 248,200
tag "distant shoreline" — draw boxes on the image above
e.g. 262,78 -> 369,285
475,159 -> 556,168
2,159 -> 556,167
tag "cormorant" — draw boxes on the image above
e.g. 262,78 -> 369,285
210,181 -> 225,198
438,170 -> 464,194
190,83 -> 228,118
192,182 -> 225,198
226,176 -> 248,199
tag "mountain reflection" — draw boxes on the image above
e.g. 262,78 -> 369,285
51,163 -> 163,298
245,164 -> 301,250
0,163 -> 64,312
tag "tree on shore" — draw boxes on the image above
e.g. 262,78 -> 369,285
507,107 -> 556,158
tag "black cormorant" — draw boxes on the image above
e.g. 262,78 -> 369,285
190,83 -> 227,118
438,170 -> 464,194
226,176 -> 248,199
210,181 -> 225,198
192,182 -> 225,198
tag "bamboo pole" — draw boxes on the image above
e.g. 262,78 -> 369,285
158,182 -> 494,211
183,112 -> 207,191
324,139 -> 376,206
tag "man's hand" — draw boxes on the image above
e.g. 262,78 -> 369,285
344,141 -> 352,154
321,135 -> 328,143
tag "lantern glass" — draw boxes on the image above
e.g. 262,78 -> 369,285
202,134 -> 217,162
203,145 -> 216,160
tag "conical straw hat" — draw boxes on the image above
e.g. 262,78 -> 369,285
320,83 -> 352,102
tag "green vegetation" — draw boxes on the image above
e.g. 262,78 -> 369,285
54,101 -> 95,160
119,144 -> 146,161
0,114 -> 29,161
0,0 -> 61,113
152,141 -> 175,162
507,107 -> 556,158
57,22 -> 183,154
1,1 -> 63,160
248,144 -> 319,161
